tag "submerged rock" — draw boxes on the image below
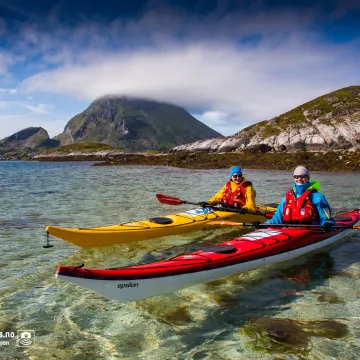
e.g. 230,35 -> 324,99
240,317 -> 348,354
138,301 -> 193,326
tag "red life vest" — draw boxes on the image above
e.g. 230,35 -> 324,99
283,189 -> 319,223
221,181 -> 251,208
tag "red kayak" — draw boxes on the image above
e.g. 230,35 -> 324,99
56,209 -> 360,302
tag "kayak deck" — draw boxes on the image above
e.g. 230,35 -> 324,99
46,203 -> 277,247
56,209 -> 360,301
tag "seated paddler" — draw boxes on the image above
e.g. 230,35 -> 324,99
265,165 -> 336,231
199,166 -> 257,214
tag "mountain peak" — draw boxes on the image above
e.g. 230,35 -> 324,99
55,96 -> 222,151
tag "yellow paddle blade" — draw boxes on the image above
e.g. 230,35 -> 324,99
207,221 -> 245,227
354,225 -> 360,229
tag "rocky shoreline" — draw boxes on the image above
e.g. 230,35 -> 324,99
33,149 -> 360,172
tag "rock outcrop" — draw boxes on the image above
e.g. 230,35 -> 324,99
55,96 -> 223,151
170,86 -> 360,153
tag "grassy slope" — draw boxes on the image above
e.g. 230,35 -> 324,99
240,86 -> 360,139
43,142 -> 120,154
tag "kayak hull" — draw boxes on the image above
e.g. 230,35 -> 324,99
46,204 -> 276,248
56,209 -> 360,301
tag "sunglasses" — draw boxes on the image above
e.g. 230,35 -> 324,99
293,175 -> 308,179
232,174 -> 242,178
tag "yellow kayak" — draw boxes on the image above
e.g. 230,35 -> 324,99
46,203 -> 277,248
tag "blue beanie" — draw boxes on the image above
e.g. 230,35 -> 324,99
230,166 -> 242,178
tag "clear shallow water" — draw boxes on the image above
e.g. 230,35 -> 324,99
0,161 -> 359,359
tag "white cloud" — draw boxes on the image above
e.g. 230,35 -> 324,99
0,88 -> 16,93
0,50 -> 21,76
192,110 -> 229,125
22,103 -> 49,113
18,41 -> 358,135
191,110 -> 233,135
0,100 -> 49,113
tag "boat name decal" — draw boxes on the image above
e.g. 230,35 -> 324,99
117,282 -> 139,289
184,208 -> 213,216
242,230 -> 282,240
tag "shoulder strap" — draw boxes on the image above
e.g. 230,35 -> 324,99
296,189 -> 315,206
285,189 -> 295,203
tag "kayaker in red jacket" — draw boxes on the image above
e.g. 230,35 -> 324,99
199,166 -> 257,213
265,165 -> 335,231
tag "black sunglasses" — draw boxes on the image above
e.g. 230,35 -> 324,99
232,174 -> 242,178
293,175 -> 308,179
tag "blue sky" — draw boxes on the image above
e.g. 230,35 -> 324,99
0,0 -> 360,139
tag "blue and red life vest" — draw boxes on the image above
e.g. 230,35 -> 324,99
283,189 -> 319,223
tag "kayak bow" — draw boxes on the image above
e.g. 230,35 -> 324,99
56,209 -> 360,301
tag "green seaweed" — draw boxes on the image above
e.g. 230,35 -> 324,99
240,318 -> 348,355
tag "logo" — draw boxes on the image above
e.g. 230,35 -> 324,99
17,330 -> 35,347
117,282 -> 139,289
195,207 -> 212,215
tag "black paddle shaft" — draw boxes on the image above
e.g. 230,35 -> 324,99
256,223 -> 353,229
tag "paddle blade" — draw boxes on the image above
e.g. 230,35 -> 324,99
156,193 -> 183,205
354,225 -> 360,229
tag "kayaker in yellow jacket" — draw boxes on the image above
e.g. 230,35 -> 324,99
199,166 -> 257,213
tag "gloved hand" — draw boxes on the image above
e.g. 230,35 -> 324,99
238,208 -> 248,214
323,222 -> 332,232
253,221 -> 261,229
198,202 -> 210,208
